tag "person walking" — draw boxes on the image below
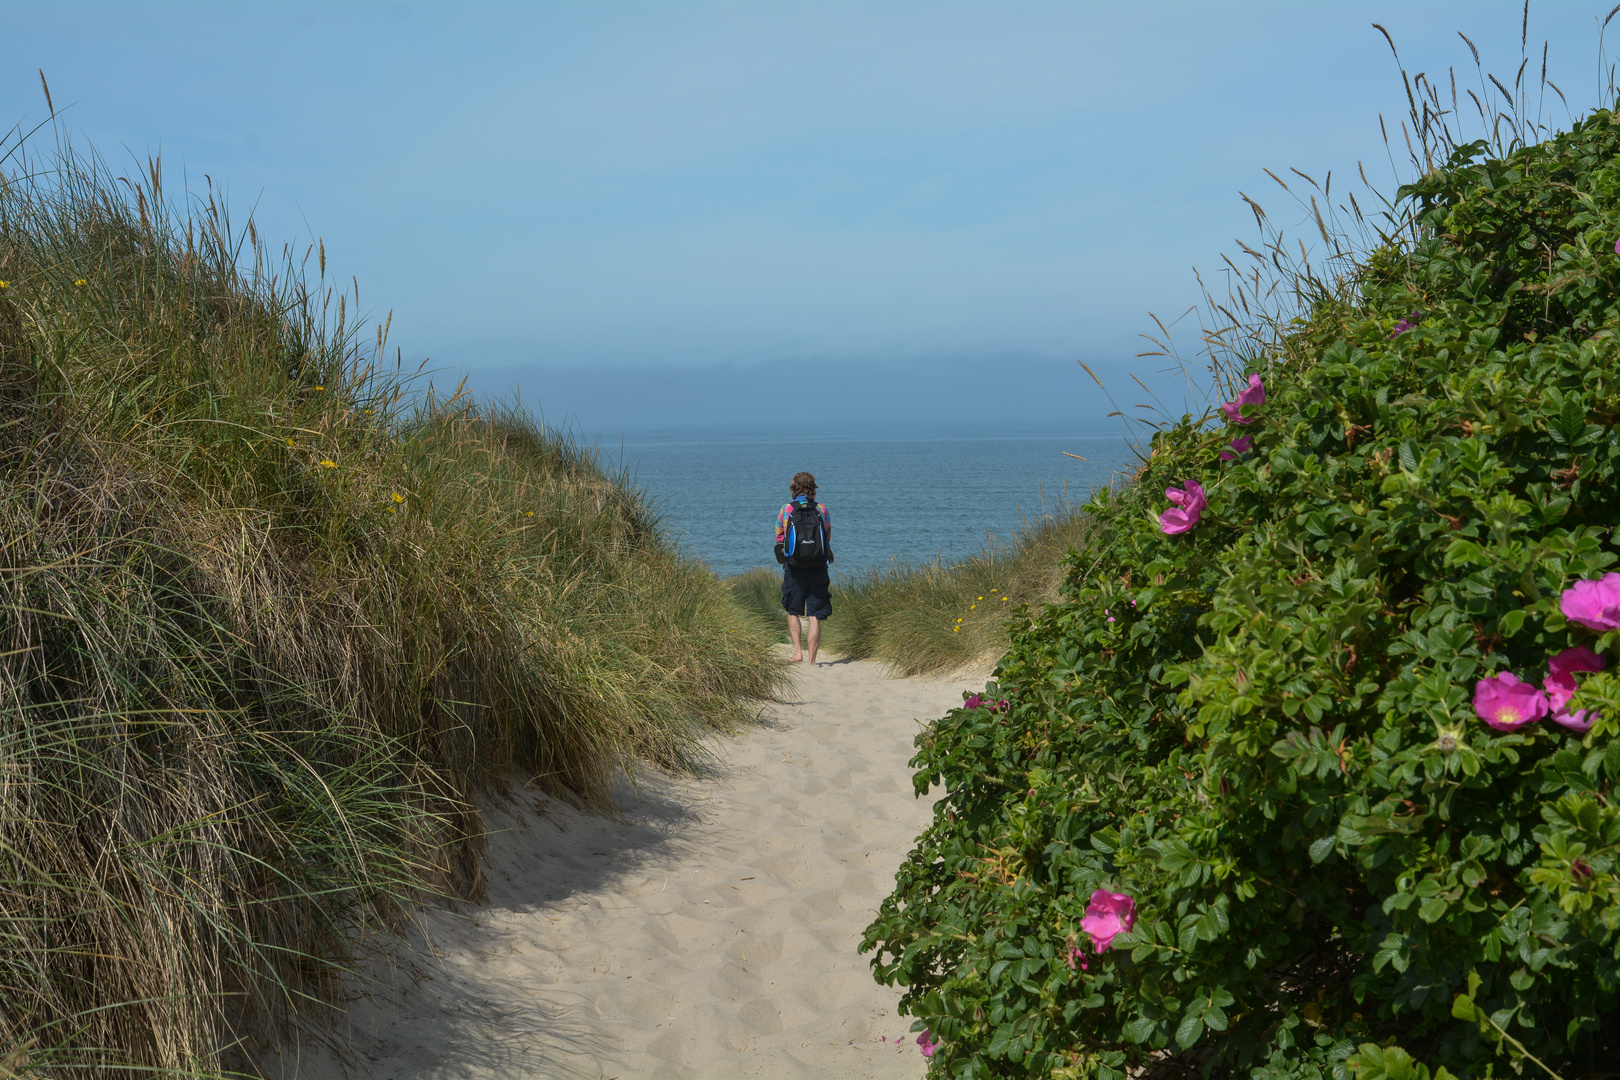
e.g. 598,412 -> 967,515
775,471 -> 832,664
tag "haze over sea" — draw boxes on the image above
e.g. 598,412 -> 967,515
610,427 -> 1138,580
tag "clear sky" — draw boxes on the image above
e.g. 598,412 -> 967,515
5,2 -> 1614,434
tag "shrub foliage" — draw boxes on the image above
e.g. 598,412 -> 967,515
863,107 -> 1620,1077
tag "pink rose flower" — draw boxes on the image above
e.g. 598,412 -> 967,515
1545,645 -> 1605,732
1218,435 -> 1253,461
964,694 -> 982,709
1066,947 -> 1089,971
1220,374 -> 1265,425
1158,480 -> 1206,535
1561,573 -> 1620,631
917,1030 -> 938,1058
1080,889 -> 1136,952
1473,671 -> 1549,731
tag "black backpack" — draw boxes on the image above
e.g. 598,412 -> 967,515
782,498 -> 828,567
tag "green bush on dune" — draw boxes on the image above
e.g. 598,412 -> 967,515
865,77 -> 1620,1080
0,138 -> 780,1076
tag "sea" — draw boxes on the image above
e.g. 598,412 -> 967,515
601,427 -> 1140,580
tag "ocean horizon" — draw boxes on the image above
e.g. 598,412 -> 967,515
600,425 -> 1140,580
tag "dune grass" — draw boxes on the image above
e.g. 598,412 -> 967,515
728,504 -> 1097,675
0,134 -> 782,1077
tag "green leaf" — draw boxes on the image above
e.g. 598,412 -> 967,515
1121,1016 -> 1157,1044
1349,1043 -> 1431,1080
1417,895 -> 1449,923
1444,540 -> 1484,568
1605,738 -> 1620,779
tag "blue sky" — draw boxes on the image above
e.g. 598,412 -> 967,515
5,2 -> 1614,433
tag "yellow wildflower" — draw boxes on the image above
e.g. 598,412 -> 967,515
0,281 -> 9,289
391,492 -> 405,504
320,459 -> 337,469
314,385 -> 325,391
526,511 -> 535,517
285,437 -> 295,446
74,278 -> 86,286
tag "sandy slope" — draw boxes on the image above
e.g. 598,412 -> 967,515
296,652 -> 976,1080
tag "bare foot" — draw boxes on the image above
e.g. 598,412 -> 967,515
787,654 -> 804,662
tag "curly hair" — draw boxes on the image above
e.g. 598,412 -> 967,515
789,471 -> 817,499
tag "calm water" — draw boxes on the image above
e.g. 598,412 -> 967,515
605,428 -> 1138,579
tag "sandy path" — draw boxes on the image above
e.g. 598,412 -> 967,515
300,653 -> 971,1080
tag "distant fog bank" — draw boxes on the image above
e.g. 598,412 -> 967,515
459,354 -> 1192,440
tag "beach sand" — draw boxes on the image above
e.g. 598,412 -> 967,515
294,651 -> 978,1080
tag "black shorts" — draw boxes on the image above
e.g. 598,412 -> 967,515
781,563 -> 832,620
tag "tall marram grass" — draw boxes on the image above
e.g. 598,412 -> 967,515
0,133 -> 781,1076
729,505 -> 1094,675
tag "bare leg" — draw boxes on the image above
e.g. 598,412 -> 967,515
806,616 -> 821,665
787,614 -> 803,661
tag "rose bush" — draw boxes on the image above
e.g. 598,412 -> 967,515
862,106 -> 1620,1077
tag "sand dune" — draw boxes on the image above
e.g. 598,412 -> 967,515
296,652 -> 974,1080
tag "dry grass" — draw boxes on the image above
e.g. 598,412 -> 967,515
0,132 -> 782,1076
